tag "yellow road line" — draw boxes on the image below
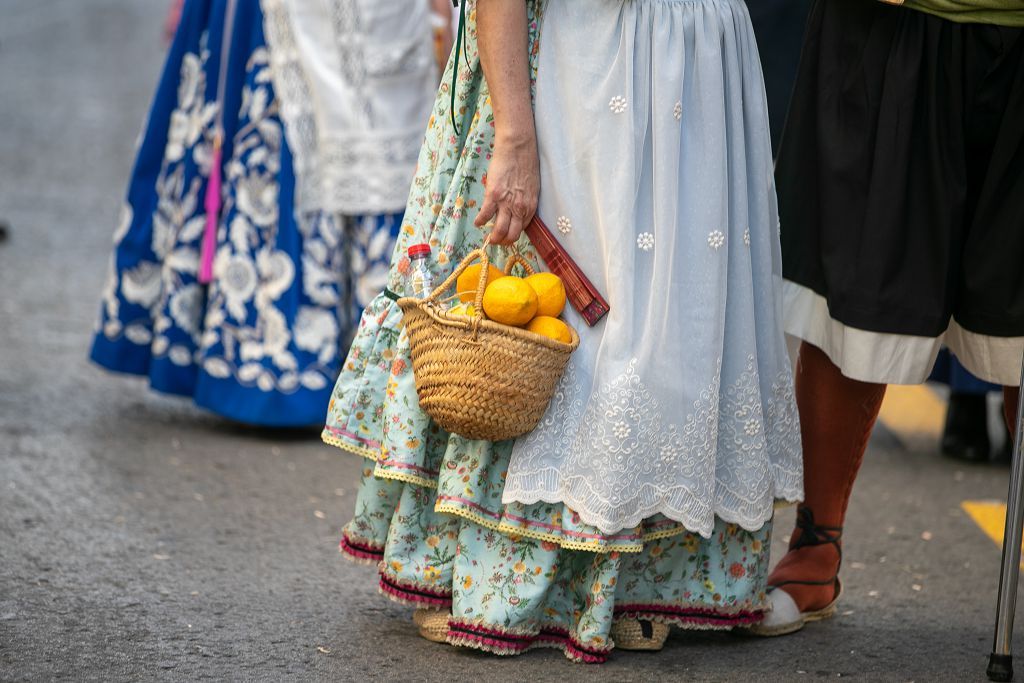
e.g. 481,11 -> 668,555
963,500 -> 1012,547
962,500 -> 1024,570
878,384 -> 946,452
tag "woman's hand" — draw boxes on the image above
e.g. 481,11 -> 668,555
475,132 -> 539,245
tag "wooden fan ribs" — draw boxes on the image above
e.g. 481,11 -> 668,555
523,216 -> 609,327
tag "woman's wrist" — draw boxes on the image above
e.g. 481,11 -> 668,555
495,119 -> 536,149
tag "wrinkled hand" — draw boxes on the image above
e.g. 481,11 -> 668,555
474,135 -> 539,246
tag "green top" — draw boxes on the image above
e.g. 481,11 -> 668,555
898,0 -> 1024,27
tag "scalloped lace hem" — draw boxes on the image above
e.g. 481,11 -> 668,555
502,464 -> 803,539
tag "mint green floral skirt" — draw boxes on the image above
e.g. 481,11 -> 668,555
324,0 -> 776,663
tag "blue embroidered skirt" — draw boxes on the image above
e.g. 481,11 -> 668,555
90,0 -> 401,427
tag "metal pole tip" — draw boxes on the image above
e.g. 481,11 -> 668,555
988,653 -> 1013,682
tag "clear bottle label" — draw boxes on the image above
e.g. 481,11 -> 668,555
410,262 -> 433,299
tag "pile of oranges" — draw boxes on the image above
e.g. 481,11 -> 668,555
448,263 -> 574,344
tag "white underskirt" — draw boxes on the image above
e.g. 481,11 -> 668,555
262,0 -> 436,215
784,281 -> 1024,387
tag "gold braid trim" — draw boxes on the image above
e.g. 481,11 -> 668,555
321,431 -> 439,489
324,439 -> 743,549
435,503 -> 703,552
321,430 -> 379,461
640,524 -> 690,544
434,502 -> 645,554
373,468 -> 438,490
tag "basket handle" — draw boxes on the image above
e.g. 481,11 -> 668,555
423,238 -> 536,331
467,242 -> 535,316
501,244 -> 536,277
423,236 -> 493,307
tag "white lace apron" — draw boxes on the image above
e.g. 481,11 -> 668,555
502,0 -> 803,538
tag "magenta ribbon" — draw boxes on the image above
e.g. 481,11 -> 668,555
198,140 -> 222,284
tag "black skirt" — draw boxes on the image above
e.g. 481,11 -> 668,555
777,0 -> 1024,339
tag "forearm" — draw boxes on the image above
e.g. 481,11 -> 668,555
473,0 -> 538,243
476,0 -> 535,146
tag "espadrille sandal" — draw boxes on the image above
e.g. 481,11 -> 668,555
611,619 -> 670,651
414,609 -> 450,643
747,508 -> 844,637
745,579 -> 843,637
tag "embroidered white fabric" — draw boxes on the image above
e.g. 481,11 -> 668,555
502,0 -> 804,538
261,0 -> 436,215
506,357 -> 803,538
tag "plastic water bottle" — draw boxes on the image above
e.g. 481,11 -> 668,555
407,243 -> 434,299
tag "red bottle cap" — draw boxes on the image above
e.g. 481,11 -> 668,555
408,243 -> 431,258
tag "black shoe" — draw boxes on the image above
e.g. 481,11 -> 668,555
0,222 -> 9,243
941,392 -> 990,463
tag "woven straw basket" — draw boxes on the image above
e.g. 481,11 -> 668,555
398,243 -> 579,442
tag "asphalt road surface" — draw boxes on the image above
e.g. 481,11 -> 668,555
1,2 -> 1021,681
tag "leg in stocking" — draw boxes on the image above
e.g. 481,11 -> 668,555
767,342 -> 887,613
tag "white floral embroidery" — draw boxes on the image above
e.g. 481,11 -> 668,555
608,96 -> 628,114
743,229 -> 750,247
637,232 -> 655,251
169,345 -> 193,367
708,230 -> 725,250
112,205 -> 133,245
673,101 -> 682,121
217,253 -> 259,319
235,173 -> 278,228
504,357 -> 804,537
124,325 -> 152,345
169,284 -> 203,336
294,307 -> 339,359
96,43 -> 351,396
165,52 -> 218,164
556,216 -> 572,235
120,262 -> 163,309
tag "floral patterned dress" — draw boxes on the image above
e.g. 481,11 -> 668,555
324,0 -> 799,663
90,0 -> 414,427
